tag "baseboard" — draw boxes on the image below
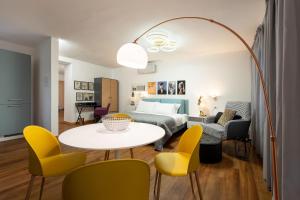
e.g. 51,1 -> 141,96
62,119 -> 95,125
0,135 -> 23,142
62,121 -> 75,125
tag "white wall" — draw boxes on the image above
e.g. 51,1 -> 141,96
59,73 -> 64,81
113,50 -> 251,115
50,38 -> 59,134
34,37 -> 59,135
0,40 -> 35,56
59,56 -> 113,123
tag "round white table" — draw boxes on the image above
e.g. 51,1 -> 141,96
59,122 -> 165,159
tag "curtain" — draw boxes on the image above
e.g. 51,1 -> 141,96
251,0 -> 300,198
275,0 -> 300,199
251,0 -> 277,189
251,25 -> 272,188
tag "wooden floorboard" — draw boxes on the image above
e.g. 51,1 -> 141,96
0,119 -> 271,200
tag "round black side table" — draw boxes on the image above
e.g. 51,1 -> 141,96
200,134 -> 222,163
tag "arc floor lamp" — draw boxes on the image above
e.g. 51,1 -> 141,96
117,16 -> 279,200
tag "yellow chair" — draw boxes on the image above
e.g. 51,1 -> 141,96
104,113 -> 134,160
23,125 -> 86,200
154,125 -> 204,200
62,159 -> 150,200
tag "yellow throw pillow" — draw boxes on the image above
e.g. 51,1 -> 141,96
217,109 -> 236,126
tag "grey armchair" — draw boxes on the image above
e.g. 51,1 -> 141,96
200,101 -> 251,156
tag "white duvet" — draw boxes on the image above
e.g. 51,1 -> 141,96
132,111 -> 188,126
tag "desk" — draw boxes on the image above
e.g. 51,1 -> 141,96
59,122 -> 165,159
75,102 -> 98,124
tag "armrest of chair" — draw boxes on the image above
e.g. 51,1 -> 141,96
204,115 -> 216,123
225,120 -> 251,140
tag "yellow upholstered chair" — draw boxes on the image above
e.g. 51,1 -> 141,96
23,125 -> 86,200
62,159 -> 150,200
104,113 -> 134,160
154,125 -> 203,200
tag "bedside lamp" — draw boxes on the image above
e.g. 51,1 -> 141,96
197,96 -> 206,117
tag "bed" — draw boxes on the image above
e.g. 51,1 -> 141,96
127,98 -> 189,151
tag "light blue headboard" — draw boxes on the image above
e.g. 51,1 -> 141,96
143,98 -> 189,114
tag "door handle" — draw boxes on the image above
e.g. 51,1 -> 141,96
8,105 -> 22,107
8,99 -> 24,101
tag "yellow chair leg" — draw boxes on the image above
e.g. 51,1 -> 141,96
130,148 -> 134,158
194,171 -> 203,200
104,150 -> 110,160
25,175 -> 35,200
153,170 -> 159,195
39,177 -> 45,200
189,173 -> 196,196
156,173 -> 162,200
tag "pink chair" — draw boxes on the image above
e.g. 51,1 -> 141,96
94,103 -> 110,122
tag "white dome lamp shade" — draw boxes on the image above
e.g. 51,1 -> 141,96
117,43 -> 148,69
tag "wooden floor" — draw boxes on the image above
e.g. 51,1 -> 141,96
0,117 -> 271,200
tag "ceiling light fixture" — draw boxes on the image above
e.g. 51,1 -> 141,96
145,31 -> 177,53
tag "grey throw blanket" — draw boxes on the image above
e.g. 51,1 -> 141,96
128,112 -> 177,150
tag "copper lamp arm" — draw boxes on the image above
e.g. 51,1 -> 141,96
133,16 -> 279,200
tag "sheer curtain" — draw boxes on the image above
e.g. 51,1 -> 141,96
251,25 -> 272,188
251,0 -> 300,198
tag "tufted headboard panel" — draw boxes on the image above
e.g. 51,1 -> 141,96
142,98 -> 189,114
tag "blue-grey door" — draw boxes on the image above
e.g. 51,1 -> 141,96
0,104 -> 31,136
0,49 -> 31,105
0,49 -> 31,137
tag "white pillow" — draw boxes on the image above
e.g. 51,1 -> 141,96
153,103 -> 178,115
136,101 -> 157,113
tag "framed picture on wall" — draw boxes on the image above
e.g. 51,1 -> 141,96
81,82 -> 88,90
157,81 -> 167,95
76,92 -> 83,101
74,81 -> 81,90
168,81 -> 176,95
177,80 -> 186,95
83,93 -> 94,101
88,82 -> 94,91
148,82 -> 156,95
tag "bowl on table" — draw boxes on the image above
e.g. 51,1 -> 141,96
102,115 -> 131,132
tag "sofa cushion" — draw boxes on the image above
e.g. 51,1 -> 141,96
217,109 -> 236,126
214,112 -> 223,123
200,123 -> 225,139
233,114 -> 242,120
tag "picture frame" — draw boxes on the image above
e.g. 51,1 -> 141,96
76,92 -> 83,101
168,81 -> 176,95
74,81 -> 81,90
81,81 -> 88,90
177,80 -> 186,95
148,82 -> 156,95
83,93 -> 94,101
88,82 -> 94,91
157,81 -> 167,95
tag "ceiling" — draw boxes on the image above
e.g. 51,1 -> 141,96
0,0 -> 265,68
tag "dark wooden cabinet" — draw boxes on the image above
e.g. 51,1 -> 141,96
94,78 -> 118,112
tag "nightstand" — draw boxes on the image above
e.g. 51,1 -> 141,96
187,115 -> 207,128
